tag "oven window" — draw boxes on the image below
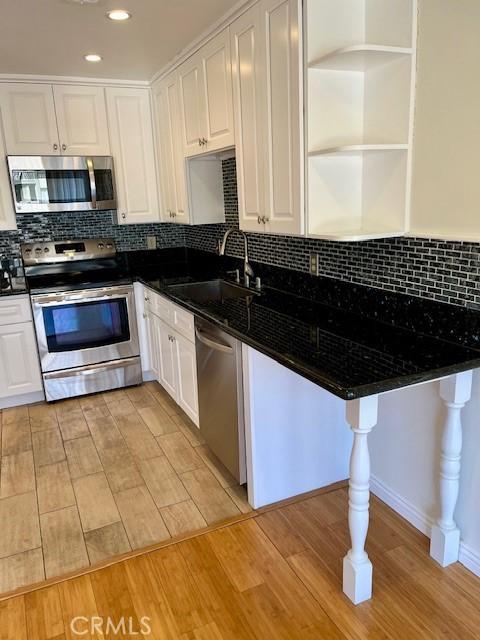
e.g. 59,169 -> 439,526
42,298 -> 130,352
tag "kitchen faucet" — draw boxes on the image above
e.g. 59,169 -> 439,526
219,228 -> 254,286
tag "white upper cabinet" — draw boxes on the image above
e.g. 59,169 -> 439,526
106,87 -> 159,224
53,85 -> 110,156
262,0 -> 303,235
153,73 -> 190,223
0,83 -> 60,155
201,28 -> 235,153
178,56 -> 206,157
230,4 -> 266,232
0,121 -> 16,230
178,27 -> 234,157
231,0 -> 303,235
0,82 -> 110,156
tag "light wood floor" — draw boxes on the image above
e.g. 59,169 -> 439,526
0,382 -> 250,595
1,486 -> 479,639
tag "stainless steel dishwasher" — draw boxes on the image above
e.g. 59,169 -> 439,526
195,318 -> 246,484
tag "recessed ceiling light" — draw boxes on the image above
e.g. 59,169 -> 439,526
84,53 -> 102,62
107,9 -> 131,21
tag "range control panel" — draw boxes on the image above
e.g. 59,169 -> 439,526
21,238 -> 116,265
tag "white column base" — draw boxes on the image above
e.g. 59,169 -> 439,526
430,524 -> 461,567
343,552 -> 373,604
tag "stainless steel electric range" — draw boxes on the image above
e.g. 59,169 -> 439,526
22,238 -> 141,401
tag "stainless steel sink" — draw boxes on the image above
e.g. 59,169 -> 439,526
167,279 -> 258,303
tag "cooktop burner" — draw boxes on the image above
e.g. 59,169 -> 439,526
22,238 -> 131,293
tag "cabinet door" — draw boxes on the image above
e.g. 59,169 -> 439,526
200,28 -> 235,153
0,323 -> 42,399
145,310 -> 160,379
0,119 -> 15,231
53,85 -> 110,156
153,82 -> 173,221
165,73 -> 189,223
178,54 -> 207,157
261,0 -> 303,235
173,332 -> 199,426
105,87 -> 160,224
158,318 -> 177,400
0,83 -> 59,155
230,5 -> 267,232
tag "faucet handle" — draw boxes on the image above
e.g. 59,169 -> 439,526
226,269 -> 240,283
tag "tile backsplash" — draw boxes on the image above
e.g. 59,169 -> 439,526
185,158 -> 480,310
0,157 -> 478,310
0,210 -> 184,258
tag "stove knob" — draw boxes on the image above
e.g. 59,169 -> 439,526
24,248 -> 32,254
106,243 -> 113,249
35,247 -> 42,253
98,243 -> 105,249
44,247 -> 50,253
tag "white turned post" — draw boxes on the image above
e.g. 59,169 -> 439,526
430,370 -> 473,567
343,394 -> 378,605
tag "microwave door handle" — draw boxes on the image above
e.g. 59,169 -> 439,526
86,158 -> 97,209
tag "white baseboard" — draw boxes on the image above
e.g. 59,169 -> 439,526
459,542 -> 480,577
0,390 -> 45,409
370,474 -> 480,578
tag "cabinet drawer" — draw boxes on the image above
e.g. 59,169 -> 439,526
0,296 -> 32,326
143,287 -> 173,323
172,304 -> 195,342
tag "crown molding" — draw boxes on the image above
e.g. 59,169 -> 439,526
150,0 -> 256,86
0,73 -> 150,88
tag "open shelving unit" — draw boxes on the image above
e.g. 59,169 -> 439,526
305,0 -> 417,241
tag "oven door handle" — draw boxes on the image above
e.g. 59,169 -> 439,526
33,294 -> 127,306
31,287 -> 133,305
86,157 -> 97,210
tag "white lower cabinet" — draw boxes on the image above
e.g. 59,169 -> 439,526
157,317 -> 178,400
0,296 -> 43,404
141,286 -> 199,426
173,331 -> 199,423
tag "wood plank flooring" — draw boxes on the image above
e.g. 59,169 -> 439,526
1,485 -> 479,639
0,382 -> 249,595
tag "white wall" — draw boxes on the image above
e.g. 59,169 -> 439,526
243,347 -> 352,509
410,0 -> 480,240
370,370 -> 480,576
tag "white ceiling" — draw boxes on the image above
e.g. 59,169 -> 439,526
0,0 -> 240,81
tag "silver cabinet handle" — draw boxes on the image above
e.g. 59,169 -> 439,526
86,158 -> 97,210
53,143 -> 58,151
203,137 -> 208,145
257,216 -> 262,224
61,144 -> 67,151
121,213 -> 126,219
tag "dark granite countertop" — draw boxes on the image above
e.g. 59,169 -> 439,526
119,248 -> 480,401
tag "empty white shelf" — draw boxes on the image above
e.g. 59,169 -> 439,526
309,45 -> 413,72
308,224 -> 406,242
308,144 -> 409,157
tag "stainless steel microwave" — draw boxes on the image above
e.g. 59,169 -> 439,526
7,156 -> 116,214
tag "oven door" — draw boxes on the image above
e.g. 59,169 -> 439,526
7,156 -> 116,213
31,285 -> 139,373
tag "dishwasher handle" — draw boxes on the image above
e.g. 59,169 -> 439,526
195,328 -> 233,354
